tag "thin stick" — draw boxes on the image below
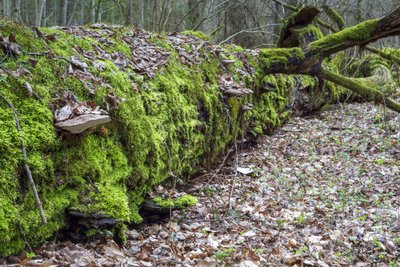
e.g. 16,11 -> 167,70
201,146 -> 234,189
0,92 -> 47,224
228,142 -> 238,210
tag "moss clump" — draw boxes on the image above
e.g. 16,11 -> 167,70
310,19 -> 379,51
153,194 -> 198,209
292,25 -> 324,41
259,48 -> 305,69
181,30 -> 210,41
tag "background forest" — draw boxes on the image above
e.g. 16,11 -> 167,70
2,0 -> 400,48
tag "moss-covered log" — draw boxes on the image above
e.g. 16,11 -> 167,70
0,18 -> 337,256
1,4 -> 400,256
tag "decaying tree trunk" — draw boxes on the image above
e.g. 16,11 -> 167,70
263,5 -> 400,112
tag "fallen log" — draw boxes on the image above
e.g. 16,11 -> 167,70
0,6 -> 400,256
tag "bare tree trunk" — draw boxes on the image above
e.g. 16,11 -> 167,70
91,0 -> 96,24
60,0 -> 68,26
67,0 -> 79,26
3,0 -> 11,17
41,0 -> 46,26
140,1 -> 145,28
125,0 -> 133,25
93,0 -> 102,23
36,0 -> 46,27
152,0 -> 157,32
187,0 -> 200,29
79,0 -> 85,25
11,0 -> 21,21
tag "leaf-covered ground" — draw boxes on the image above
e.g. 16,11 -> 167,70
7,103 -> 400,266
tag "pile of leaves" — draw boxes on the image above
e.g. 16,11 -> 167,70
7,102 -> 399,266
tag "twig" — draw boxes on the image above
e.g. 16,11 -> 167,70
219,26 -> 279,45
201,146 -> 234,189
0,92 -> 47,224
17,223 -> 33,253
173,0 -> 205,32
228,141 -> 238,210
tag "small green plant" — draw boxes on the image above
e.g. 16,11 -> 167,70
373,158 -> 385,165
372,237 -> 386,251
203,186 -> 218,196
276,219 -> 286,228
254,248 -> 264,255
295,246 -> 308,256
85,229 -> 98,237
212,247 -> 235,261
357,214 -> 367,222
389,260 -> 400,267
334,251 -> 342,258
26,251 -> 36,259
251,167 -> 263,178
378,252 -> 387,260
294,213 -> 307,225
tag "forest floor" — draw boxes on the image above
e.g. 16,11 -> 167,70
9,103 -> 400,266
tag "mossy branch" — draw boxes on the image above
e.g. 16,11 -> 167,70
319,69 -> 400,112
263,5 -> 400,112
0,92 -> 47,225
272,0 -> 400,64
323,6 -> 345,30
364,46 -> 400,64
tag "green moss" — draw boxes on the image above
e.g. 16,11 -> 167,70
153,194 -> 198,209
40,28 -> 97,56
225,44 -> 245,53
259,48 -> 304,69
324,6 -> 345,30
181,30 -> 210,41
114,223 -> 128,244
292,24 -> 324,40
56,134 -> 132,220
310,19 -> 379,51
0,17 -> 46,52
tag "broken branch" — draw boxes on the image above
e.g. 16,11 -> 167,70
318,69 -> 400,112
